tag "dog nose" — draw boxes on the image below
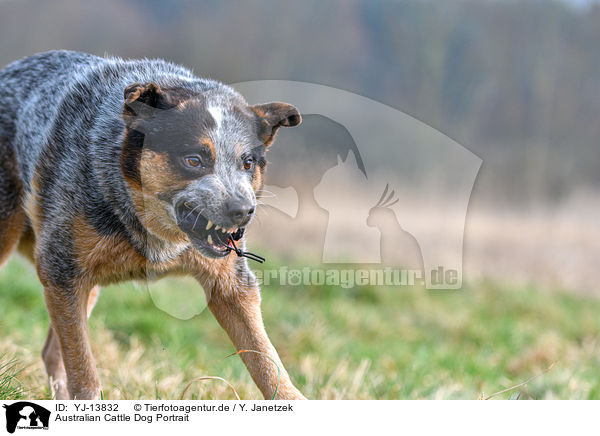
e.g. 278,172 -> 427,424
226,198 -> 255,224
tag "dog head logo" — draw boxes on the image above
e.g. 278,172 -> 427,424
3,402 -> 50,433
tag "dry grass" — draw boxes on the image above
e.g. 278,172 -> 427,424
0,329 -> 380,400
1,257 -> 600,400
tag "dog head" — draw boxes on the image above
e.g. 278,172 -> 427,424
121,82 -> 301,258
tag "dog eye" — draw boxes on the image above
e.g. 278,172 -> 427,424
184,155 -> 202,167
243,157 -> 254,170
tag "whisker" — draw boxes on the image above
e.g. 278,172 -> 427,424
191,207 -> 207,231
184,204 -> 202,220
256,190 -> 277,199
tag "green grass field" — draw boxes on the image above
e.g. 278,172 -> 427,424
1,255 -> 599,400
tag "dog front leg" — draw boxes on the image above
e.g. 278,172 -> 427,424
205,285 -> 305,400
42,285 -> 100,399
43,285 -> 101,400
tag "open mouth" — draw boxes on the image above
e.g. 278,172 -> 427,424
175,202 -> 243,257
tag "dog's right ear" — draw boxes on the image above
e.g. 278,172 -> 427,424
123,82 -> 166,119
124,82 -> 161,106
121,83 -> 165,188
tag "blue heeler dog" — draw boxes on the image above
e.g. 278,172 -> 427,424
0,50 -> 304,399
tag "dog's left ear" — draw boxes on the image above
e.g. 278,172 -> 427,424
251,102 -> 302,146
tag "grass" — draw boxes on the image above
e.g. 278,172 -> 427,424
0,357 -> 25,400
0,255 -> 599,399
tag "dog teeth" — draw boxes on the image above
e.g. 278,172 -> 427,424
206,224 -> 231,234
207,235 -> 213,245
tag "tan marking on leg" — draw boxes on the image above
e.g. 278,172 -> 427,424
195,259 -> 305,400
40,260 -> 100,401
43,284 -> 101,400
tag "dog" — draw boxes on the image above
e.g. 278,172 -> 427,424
0,50 -> 304,400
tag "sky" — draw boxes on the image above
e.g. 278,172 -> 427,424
563,0 -> 600,7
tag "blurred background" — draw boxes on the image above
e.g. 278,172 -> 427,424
0,0 -> 599,399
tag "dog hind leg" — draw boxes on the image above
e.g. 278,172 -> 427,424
41,326 -> 69,399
